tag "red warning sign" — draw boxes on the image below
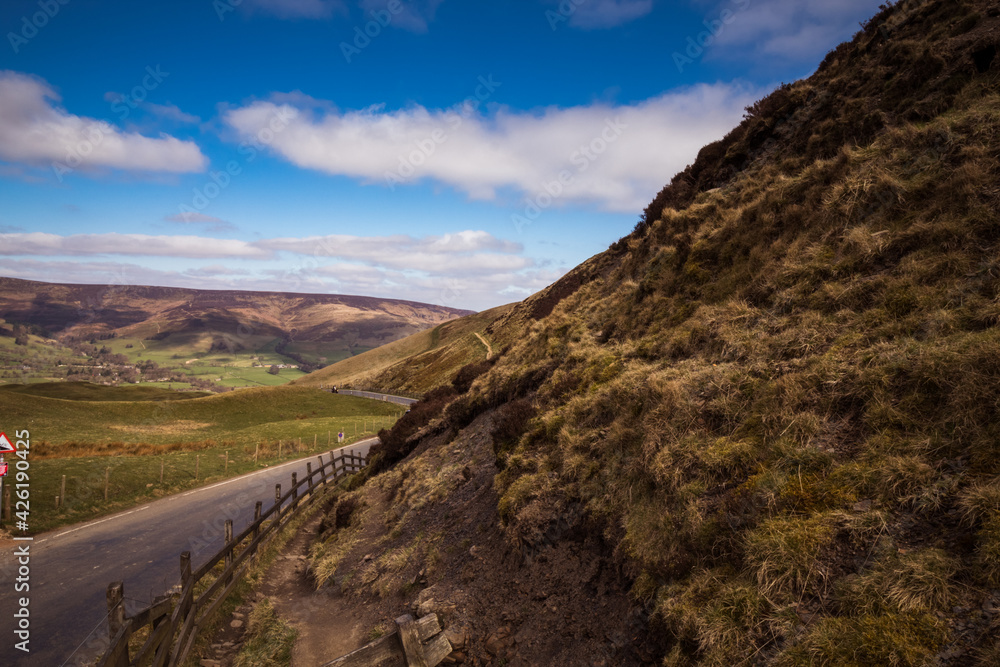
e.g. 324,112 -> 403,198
0,433 -> 14,454
0,461 -> 7,477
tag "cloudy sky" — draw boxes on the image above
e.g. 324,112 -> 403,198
0,0 -> 883,310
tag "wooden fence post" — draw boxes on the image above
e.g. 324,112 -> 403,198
61,475 -> 66,506
104,467 -> 110,500
225,450 -> 229,475
275,484 -> 281,515
178,550 -> 193,620
314,434 -> 318,448
318,455 -> 327,484
306,462 -> 313,494
105,580 -> 130,667
224,519 -> 233,585
107,581 -> 125,640
159,459 -> 164,485
279,441 -> 283,458
195,455 -> 199,480
291,472 -> 298,505
254,442 -> 259,462
253,501 -> 262,541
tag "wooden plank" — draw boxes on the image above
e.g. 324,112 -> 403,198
96,622 -> 130,667
422,634 -> 452,667
129,596 -> 171,630
395,614 -> 428,667
413,614 -> 442,641
319,630 -> 405,667
133,615 -> 171,664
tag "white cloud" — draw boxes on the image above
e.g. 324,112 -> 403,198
164,212 -> 237,233
223,82 -> 757,213
358,0 -> 445,32
259,230 -> 530,274
164,212 -> 226,224
0,233 -> 270,259
0,71 -> 207,176
143,102 -> 201,124
705,0 -> 884,60
243,0 -> 347,19
184,265 -> 251,277
566,0 -> 653,29
0,229 -> 549,309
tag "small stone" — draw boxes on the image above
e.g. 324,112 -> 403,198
223,641 -> 234,648
230,620 -> 244,629
444,622 -> 469,649
232,612 -> 245,620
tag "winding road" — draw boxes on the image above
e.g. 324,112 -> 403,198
0,438 -> 379,667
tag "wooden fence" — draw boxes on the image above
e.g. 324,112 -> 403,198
97,448 -> 369,667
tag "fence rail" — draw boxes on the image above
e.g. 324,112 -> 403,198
97,448 -> 369,667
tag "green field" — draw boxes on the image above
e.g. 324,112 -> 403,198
105,334 -> 313,388
1,384 -> 401,449
0,382 -> 210,401
0,383 -> 403,533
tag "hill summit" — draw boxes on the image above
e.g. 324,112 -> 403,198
300,1 -> 1000,664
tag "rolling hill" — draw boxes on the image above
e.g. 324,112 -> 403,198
293,303 -> 514,395
0,278 -> 472,386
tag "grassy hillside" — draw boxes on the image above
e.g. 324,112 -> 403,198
293,303 -> 513,395
308,2 -> 1000,664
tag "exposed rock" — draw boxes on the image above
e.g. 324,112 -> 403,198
484,625 -> 512,657
443,621 -> 470,649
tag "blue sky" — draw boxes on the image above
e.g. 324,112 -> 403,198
0,0 -> 883,310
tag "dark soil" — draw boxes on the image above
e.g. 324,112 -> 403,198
302,413 -> 662,666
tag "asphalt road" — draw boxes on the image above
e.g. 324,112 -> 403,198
0,437 -> 377,667
335,389 -> 417,407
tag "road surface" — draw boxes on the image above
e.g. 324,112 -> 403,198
0,438 -> 377,667
335,389 -> 418,407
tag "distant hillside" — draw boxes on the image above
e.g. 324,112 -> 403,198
0,278 -> 473,384
309,2 -> 1000,664
294,303 -> 514,395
